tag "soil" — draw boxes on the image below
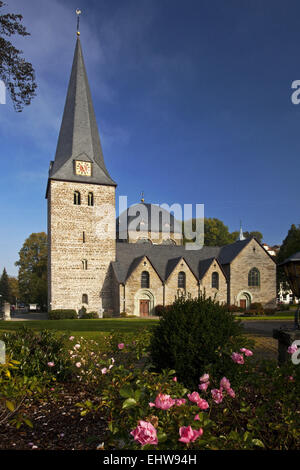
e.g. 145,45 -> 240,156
0,383 -> 107,450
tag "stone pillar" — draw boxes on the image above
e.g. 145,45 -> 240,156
273,328 -> 300,364
3,302 -> 11,321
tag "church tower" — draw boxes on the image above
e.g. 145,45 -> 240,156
46,37 -> 117,315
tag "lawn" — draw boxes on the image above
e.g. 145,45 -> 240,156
0,318 -> 159,340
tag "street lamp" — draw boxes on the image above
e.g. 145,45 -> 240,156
279,251 -> 300,330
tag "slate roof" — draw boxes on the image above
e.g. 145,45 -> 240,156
112,238 -> 253,284
116,203 -> 182,238
47,38 -> 116,188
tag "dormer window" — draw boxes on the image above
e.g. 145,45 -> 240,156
178,271 -> 186,289
212,272 -> 219,289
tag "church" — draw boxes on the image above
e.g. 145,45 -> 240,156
46,37 -> 276,317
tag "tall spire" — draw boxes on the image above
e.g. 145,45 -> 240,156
48,37 -> 116,187
238,221 -> 245,241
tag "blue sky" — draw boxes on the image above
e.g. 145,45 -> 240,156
1,0 -> 300,276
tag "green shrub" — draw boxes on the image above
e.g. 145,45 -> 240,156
0,327 -> 73,380
155,305 -> 172,316
49,309 -> 77,320
79,311 -> 99,319
149,295 -> 248,388
250,302 -> 264,311
263,308 -> 276,315
227,304 -> 242,313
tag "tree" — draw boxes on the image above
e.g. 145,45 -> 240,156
8,276 -> 19,304
15,232 -> 47,309
243,231 -> 263,243
183,217 -> 263,246
0,1 -> 37,111
276,224 -> 300,295
0,267 -> 12,304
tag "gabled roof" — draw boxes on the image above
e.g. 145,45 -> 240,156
47,38 -> 116,189
112,237 -> 271,284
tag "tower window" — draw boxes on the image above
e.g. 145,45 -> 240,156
248,267 -> 260,287
82,294 -> 88,304
88,192 -> 94,206
141,271 -> 150,288
212,271 -> 219,289
82,259 -> 88,270
83,231 -> 86,243
74,191 -> 81,205
178,271 -> 186,289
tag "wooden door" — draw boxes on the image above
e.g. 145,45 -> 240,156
140,300 -> 150,317
240,299 -> 246,309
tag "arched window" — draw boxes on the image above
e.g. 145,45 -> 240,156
136,238 -> 152,244
82,259 -> 88,270
74,191 -> 81,205
88,192 -> 94,206
248,267 -> 260,287
162,239 -> 176,245
212,272 -> 219,289
141,271 -> 150,288
82,294 -> 88,304
178,271 -> 186,288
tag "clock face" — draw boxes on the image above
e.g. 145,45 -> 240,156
75,160 -> 92,176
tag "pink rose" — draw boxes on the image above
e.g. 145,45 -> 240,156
194,414 -> 200,421
130,420 -> 158,446
198,382 -> 210,392
227,388 -> 235,398
199,373 -> 210,383
211,388 -> 223,404
287,345 -> 298,354
187,392 -> 201,405
149,393 -> 175,410
47,362 -> 55,367
69,336 -> 74,341
220,377 -> 231,391
197,398 -> 209,410
173,377 -> 177,382
175,398 -> 186,406
118,343 -> 125,350
178,426 -> 203,443
240,348 -> 253,356
231,352 -> 244,364
101,367 -> 108,374
75,362 -> 81,368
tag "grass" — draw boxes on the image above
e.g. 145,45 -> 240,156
237,312 -> 294,321
0,318 -> 159,340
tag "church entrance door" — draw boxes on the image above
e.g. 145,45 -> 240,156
140,300 -> 150,317
240,299 -> 246,309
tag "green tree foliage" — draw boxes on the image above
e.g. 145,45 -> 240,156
0,1 -> 37,111
15,232 -> 47,309
276,224 -> 300,294
0,267 -> 12,303
183,218 -> 263,246
243,231 -> 263,243
8,276 -> 19,304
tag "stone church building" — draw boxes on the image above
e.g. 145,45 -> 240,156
46,38 -> 276,316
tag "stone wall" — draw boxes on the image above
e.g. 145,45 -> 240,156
47,180 -> 116,314
123,256 -> 163,315
229,238 -> 276,308
128,230 -> 182,245
164,258 -> 198,304
199,260 -> 227,304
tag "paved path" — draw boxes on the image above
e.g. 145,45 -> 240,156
8,311 -> 49,321
241,319 -> 293,337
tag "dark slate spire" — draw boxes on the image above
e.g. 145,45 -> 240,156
48,38 -> 116,186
